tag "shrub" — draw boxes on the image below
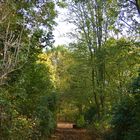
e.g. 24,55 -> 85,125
76,115 -> 86,128
84,106 -> 97,124
110,95 -> 140,140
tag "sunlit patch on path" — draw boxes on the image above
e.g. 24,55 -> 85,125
57,122 -> 74,129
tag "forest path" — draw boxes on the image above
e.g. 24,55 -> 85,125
49,122 -> 101,140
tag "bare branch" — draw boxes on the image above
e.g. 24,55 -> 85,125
0,22 -> 28,86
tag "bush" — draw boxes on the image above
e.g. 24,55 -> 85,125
76,115 -> 86,128
10,116 -> 36,140
84,106 -> 97,124
109,95 -> 140,140
109,72 -> 140,140
0,92 -> 36,140
0,61 -> 58,140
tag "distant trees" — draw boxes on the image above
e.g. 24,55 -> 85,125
39,38 -> 139,127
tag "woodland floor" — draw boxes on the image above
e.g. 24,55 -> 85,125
49,122 -> 101,140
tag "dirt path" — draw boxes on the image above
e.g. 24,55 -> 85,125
57,122 -> 74,129
49,122 -> 101,140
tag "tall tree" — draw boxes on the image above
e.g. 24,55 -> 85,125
0,0 -> 57,86
67,0 -> 119,117
66,0 -> 139,117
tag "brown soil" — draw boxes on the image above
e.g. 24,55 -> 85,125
49,122 -> 101,140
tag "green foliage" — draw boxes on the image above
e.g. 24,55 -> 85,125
130,73 -> 140,94
84,106 -> 98,124
18,61 -> 57,138
0,89 -> 36,140
111,96 -> 135,139
57,1 -> 67,8
76,115 -> 86,128
36,107 -> 56,138
0,57 -> 58,139
109,92 -> 140,140
110,96 -> 140,140
0,0 -> 140,139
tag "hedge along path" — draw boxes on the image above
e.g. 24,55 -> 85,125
49,122 -> 102,140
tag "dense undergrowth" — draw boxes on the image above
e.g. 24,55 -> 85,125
0,61 -> 58,140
